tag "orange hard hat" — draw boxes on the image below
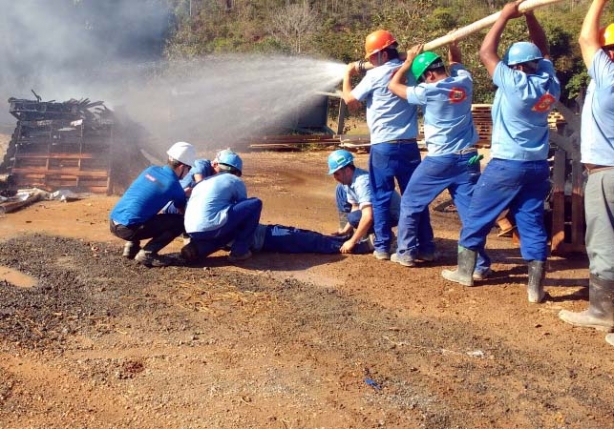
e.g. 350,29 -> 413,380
364,30 -> 397,59
600,24 -> 614,47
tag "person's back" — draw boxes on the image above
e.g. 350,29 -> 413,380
353,59 -> 418,143
342,30 -> 429,260
111,165 -> 185,226
491,49 -> 560,160
581,49 -> 614,165
185,172 -> 246,234
406,61 -> 477,155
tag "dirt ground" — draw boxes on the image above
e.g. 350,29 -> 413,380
0,149 -> 612,429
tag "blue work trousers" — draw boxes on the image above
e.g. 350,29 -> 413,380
396,153 -> 489,270
460,158 -> 550,261
259,225 -> 369,254
190,198 -> 262,257
584,169 -> 614,280
369,142 -> 429,252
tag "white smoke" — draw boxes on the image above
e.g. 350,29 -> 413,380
0,0 -> 170,120
0,0 -> 346,157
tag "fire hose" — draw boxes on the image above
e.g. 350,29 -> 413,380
424,0 -> 565,51
355,0 -> 565,73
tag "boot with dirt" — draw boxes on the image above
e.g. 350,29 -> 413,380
122,241 -> 140,259
135,231 -> 179,268
558,275 -> 614,332
527,260 -> 546,303
441,246 -> 477,287
180,241 -> 200,263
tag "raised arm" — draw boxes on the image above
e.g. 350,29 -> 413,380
480,0 -> 526,76
388,44 -> 423,100
448,39 -> 461,64
579,0 -> 608,68
342,63 -> 362,110
525,11 -> 550,59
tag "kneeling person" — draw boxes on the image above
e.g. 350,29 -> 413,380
183,150 -> 262,263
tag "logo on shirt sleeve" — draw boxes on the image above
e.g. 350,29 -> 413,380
532,93 -> 556,112
448,87 -> 467,103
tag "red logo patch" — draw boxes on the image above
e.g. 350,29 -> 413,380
532,93 -> 556,112
448,87 -> 467,103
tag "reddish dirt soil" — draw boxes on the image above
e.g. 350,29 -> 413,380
0,150 -> 612,429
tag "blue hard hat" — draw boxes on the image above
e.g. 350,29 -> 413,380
215,149 -> 243,176
503,42 -> 543,66
327,149 -> 354,175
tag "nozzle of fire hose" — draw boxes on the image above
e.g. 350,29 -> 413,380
467,154 -> 484,166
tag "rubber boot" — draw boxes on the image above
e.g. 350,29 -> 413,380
135,231 -> 179,267
527,260 -> 546,303
558,275 -> 614,332
441,246 -> 477,287
180,241 -> 200,263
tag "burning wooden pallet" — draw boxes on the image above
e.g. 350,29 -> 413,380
2,95 -> 115,194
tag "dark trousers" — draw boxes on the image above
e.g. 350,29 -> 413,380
110,214 -> 185,252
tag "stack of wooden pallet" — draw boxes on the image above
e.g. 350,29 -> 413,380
547,110 -> 567,131
3,97 -> 114,194
471,104 -> 493,147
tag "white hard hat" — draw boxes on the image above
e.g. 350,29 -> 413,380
166,141 -> 196,167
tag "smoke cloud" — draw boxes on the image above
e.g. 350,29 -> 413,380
0,0 -> 169,114
0,0 -> 345,158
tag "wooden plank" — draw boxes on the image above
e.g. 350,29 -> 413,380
13,152 -> 100,159
249,144 -> 301,151
12,168 -> 109,178
550,149 -> 567,255
571,158 -> 586,252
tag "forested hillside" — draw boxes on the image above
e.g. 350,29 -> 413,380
165,0 -> 614,104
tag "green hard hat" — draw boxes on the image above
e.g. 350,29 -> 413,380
411,51 -> 444,81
